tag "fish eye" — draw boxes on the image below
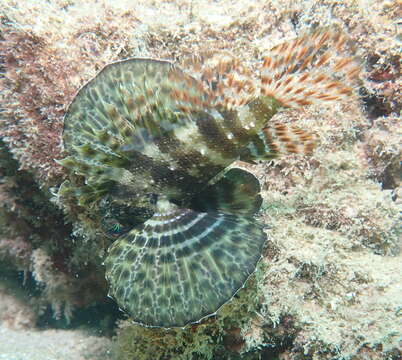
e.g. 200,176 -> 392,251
102,218 -> 126,238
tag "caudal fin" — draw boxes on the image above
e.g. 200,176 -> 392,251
240,27 -> 360,162
259,27 -> 360,108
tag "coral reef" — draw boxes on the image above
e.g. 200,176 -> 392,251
0,0 -> 400,359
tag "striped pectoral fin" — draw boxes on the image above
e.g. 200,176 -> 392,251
104,204 -> 267,327
190,168 -> 262,216
259,27 -> 361,108
240,122 -> 317,162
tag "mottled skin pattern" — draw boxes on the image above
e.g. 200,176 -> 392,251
60,28 -> 359,327
62,59 -> 280,200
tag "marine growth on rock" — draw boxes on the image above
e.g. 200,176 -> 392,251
60,28 -> 360,327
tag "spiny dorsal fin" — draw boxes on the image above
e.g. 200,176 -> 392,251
180,51 -> 258,110
259,27 -> 361,108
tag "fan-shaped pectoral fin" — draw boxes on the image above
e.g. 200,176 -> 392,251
104,205 -> 266,327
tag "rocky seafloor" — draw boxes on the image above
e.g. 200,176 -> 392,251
0,1 -> 401,359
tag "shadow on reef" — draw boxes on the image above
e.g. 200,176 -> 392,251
0,265 -> 125,336
0,139 -> 125,335
36,295 -> 125,336
0,138 -> 72,267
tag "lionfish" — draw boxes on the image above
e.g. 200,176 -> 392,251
60,28 -> 360,327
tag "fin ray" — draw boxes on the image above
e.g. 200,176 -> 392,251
259,27 -> 360,108
240,122 -> 317,162
104,204 -> 266,327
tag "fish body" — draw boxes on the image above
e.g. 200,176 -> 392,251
62,58 -> 279,205
60,28 -> 359,327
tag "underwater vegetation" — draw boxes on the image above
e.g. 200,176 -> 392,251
59,28 -> 360,328
0,0 -> 400,359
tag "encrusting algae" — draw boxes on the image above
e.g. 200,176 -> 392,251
59,27 -> 360,328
